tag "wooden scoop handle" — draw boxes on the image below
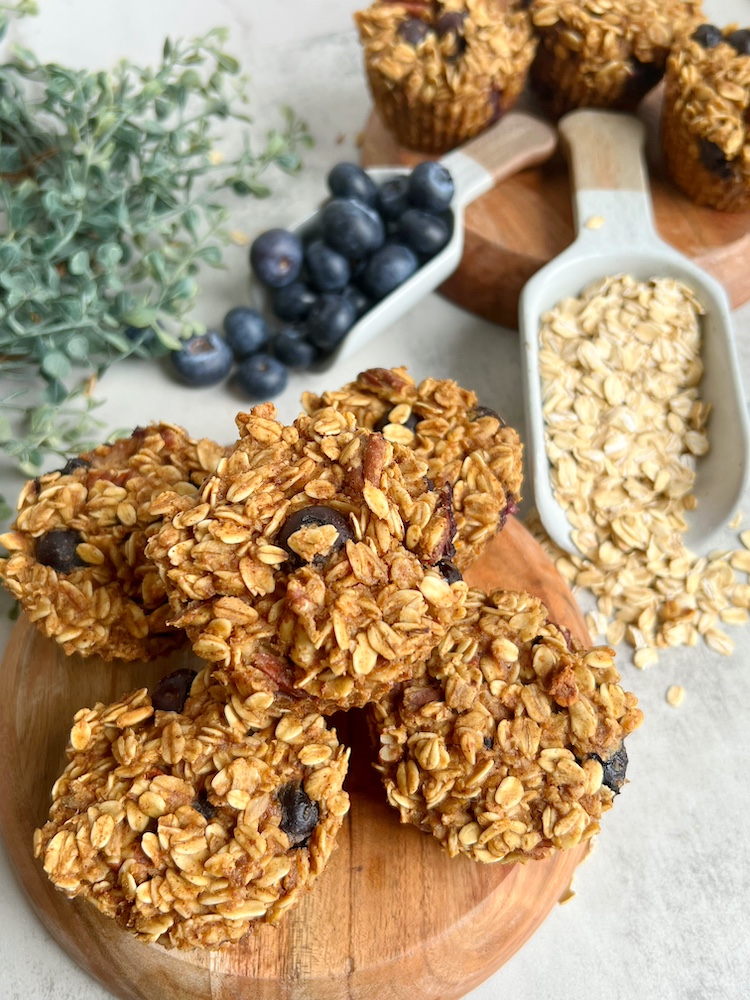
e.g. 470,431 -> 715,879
558,109 -> 647,193
441,112 -> 557,206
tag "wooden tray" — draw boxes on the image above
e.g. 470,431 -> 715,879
0,518 -> 589,1000
360,91 -> 750,329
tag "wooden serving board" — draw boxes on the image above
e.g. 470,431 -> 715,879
360,89 -> 750,329
0,518 -> 590,1000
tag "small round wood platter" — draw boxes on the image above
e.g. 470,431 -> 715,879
0,518 -> 590,1000
360,89 -> 750,329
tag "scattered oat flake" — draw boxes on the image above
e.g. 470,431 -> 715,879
666,685 -> 685,707
728,511 -> 744,530
208,149 -> 225,165
584,215 -> 606,229
740,530 -> 750,550
229,230 -> 250,247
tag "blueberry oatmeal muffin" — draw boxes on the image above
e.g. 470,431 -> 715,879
301,367 -> 523,572
354,0 -> 537,153
146,404 -> 467,714
372,588 -> 643,863
661,23 -> 750,211
0,425 -> 226,661
529,0 -> 704,117
33,665 -> 350,950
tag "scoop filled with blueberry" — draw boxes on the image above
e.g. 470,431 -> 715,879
169,112 -> 556,396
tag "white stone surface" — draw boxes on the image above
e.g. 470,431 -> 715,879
0,1 -> 749,998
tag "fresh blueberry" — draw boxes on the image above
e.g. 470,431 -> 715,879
727,28 -> 750,55
341,284 -> 372,319
152,668 -> 197,713
398,17 -> 431,45
170,330 -> 233,387
321,198 -> 386,260
407,161 -> 455,212
327,162 -> 378,206
278,782 -> 319,847
35,529 -> 86,573
192,791 -> 216,821
250,228 -> 303,289
273,282 -> 318,322
306,294 -> 357,352
376,176 -> 410,221
272,326 -> 319,369
436,560 -> 462,584
223,306 -> 270,360
397,208 -> 452,258
699,138 -> 732,179
692,23 -> 724,49
235,353 -> 289,398
305,238 -> 351,293
470,405 -> 506,426
360,244 -> 419,301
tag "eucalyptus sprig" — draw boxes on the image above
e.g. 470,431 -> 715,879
0,12 -> 312,514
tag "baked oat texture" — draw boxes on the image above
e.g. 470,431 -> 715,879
302,367 -> 523,571
372,588 -> 643,863
355,0 -> 536,153
661,24 -> 750,211
146,403 -> 468,714
529,0 -> 703,117
33,668 -> 350,950
0,424 -> 226,661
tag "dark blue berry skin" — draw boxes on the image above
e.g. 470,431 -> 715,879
170,330 -> 233,387
234,353 -> 289,398
223,307 -> 270,360
341,284 -> 372,319
327,162 -> 378,207
306,294 -> 357,353
397,208 -> 452,258
250,228 -> 303,289
272,326 -> 319,369
360,244 -> 419,301
321,199 -> 386,260
407,161 -> 455,212
305,238 -> 351,293
376,176 -> 410,221
273,282 -> 318,322
692,23 -> 723,48
397,17 -> 431,45
727,28 -> 750,55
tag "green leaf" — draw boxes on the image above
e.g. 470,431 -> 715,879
65,335 -> 90,361
41,351 -> 72,380
0,415 -> 12,444
68,250 -> 90,275
154,326 -> 183,351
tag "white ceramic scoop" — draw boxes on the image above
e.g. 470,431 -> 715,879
253,111 -> 556,368
519,108 -> 749,557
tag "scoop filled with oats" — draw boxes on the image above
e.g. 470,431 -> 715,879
146,403 -> 468,714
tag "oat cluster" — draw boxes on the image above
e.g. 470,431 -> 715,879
373,588 -> 643,863
529,0 -> 703,116
0,424 -> 226,660
33,669 -> 350,950
534,274 -> 750,665
355,0 -> 536,152
662,26 -> 750,211
302,367 -> 523,570
146,403 -> 468,713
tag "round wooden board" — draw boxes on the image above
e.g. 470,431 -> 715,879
360,89 -> 750,329
0,517 -> 590,1000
